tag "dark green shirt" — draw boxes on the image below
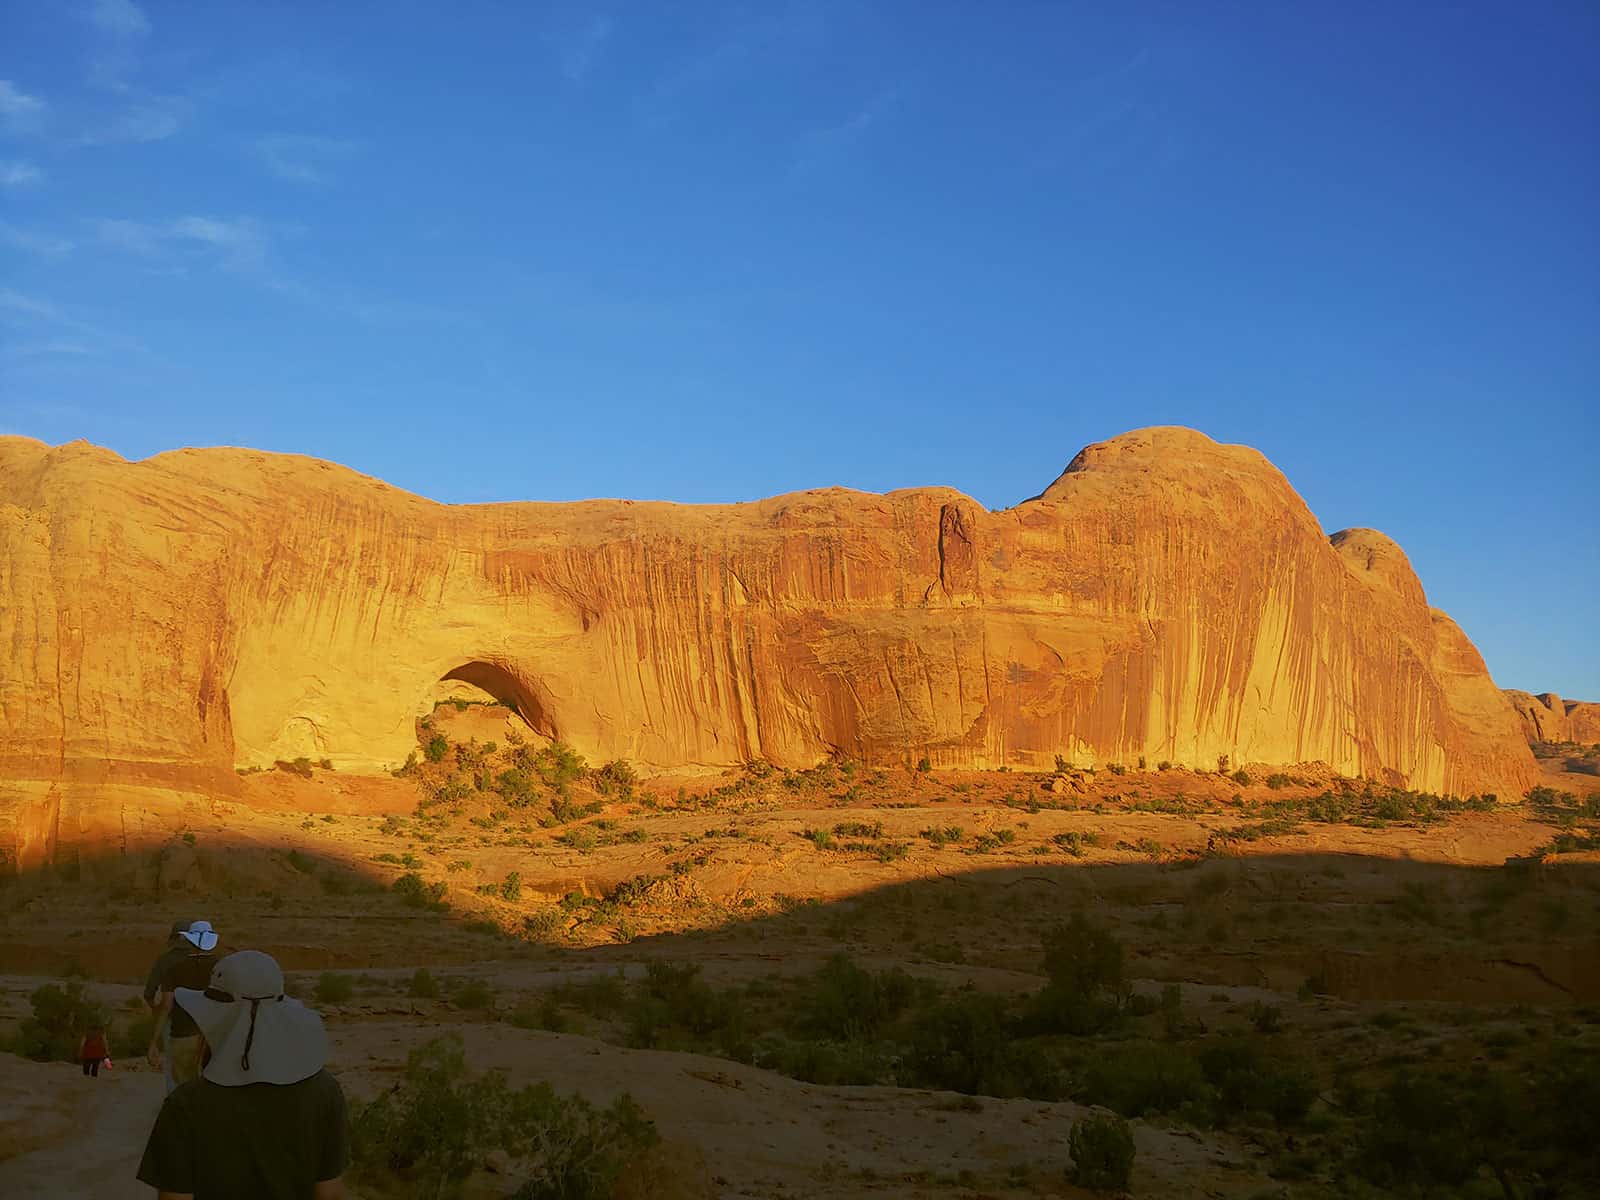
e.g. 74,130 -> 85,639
143,946 -> 217,1038
136,1070 -> 348,1199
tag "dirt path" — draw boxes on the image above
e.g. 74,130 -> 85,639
0,1056 -> 163,1198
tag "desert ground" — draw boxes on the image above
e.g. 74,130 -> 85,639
2,702 -> 1597,1198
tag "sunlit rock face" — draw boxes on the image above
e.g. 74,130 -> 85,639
0,427 -> 1536,809
1503,690 -> 1600,746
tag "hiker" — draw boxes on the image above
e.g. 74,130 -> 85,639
78,1022 -> 109,1077
143,919 -> 220,1093
137,949 -> 349,1199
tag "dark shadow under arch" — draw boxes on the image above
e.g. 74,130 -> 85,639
440,661 -> 556,740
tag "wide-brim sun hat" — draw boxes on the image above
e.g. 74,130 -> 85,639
178,919 -> 219,952
174,950 -> 328,1086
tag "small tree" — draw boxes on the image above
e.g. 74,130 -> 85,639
1068,1111 -> 1135,1191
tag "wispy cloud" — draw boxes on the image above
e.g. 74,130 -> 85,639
252,134 -> 358,184
86,0 -> 151,38
73,99 -> 183,145
552,14 -> 614,82
0,80 -> 46,134
91,214 -> 268,270
0,160 -> 43,186
0,222 -> 75,256
789,90 -> 899,177
0,288 -> 145,356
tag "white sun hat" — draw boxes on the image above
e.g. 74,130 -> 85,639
174,950 -> 328,1087
177,919 -> 220,952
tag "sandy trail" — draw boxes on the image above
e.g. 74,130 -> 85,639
0,1057 -> 162,1198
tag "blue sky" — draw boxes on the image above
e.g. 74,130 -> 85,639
1,1 -> 1596,697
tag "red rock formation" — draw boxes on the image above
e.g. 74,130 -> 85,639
1503,690 -> 1600,746
0,427 -> 1537,831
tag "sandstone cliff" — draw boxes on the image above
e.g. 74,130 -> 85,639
0,427 -> 1536,833
1502,690 -> 1600,746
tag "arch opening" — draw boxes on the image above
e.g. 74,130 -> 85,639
433,661 -> 555,741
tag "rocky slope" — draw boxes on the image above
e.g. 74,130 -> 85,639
0,427 -> 1536,862
1503,690 -> 1600,746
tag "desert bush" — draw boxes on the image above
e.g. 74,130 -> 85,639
1248,1001 -> 1282,1033
556,827 -> 598,853
796,954 -> 916,1041
352,1034 -> 657,1200
1265,773 -> 1291,789
1198,1037 -> 1316,1126
316,972 -> 356,1004
753,1035 -> 894,1087
533,742 -> 588,793
408,968 -> 441,999
553,973 -> 628,1018
1028,913 -> 1126,1035
10,980 -> 109,1062
916,756 -> 931,773
453,980 -> 495,1011
1231,769 -> 1252,786
1052,830 -> 1101,856
393,872 -> 449,911
626,961 -> 745,1053
592,759 -> 637,799
522,907 -> 567,941
424,734 -> 451,763
919,825 -> 963,847
501,871 -> 523,902
1078,1040 -> 1207,1117
905,991 -> 1057,1098
510,994 -> 566,1032
1068,1111 -> 1135,1191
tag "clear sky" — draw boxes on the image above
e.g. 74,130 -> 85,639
1,2 -> 1596,697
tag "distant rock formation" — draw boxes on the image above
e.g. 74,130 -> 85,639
0,427 -> 1536,827
1502,690 -> 1600,746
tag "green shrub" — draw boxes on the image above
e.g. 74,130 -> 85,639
796,954 -> 915,1041
351,1034 -> 657,1200
533,742 -> 588,792
1078,1040 -> 1207,1117
452,980 -> 495,1011
393,872 -> 449,911
316,972 -> 356,1004
625,961 -> 745,1054
1068,1111 -> 1135,1191
916,756 -> 932,773
592,760 -> 636,799
1029,913 -> 1126,1034
10,981 -> 108,1062
1266,773 -> 1291,789
1231,769 -> 1251,785
500,871 -> 523,902
424,734 -> 450,763
408,968 -> 441,999
1199,1037 -> 1316,1125
510,994 -> 566,1032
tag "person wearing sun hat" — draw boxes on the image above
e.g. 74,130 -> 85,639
143,918 -> 221,1094
136,949 -> 349,1199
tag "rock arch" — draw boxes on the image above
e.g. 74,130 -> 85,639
436,660 -> 556,740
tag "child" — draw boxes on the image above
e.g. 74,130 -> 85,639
79,1024 -> 109,1077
